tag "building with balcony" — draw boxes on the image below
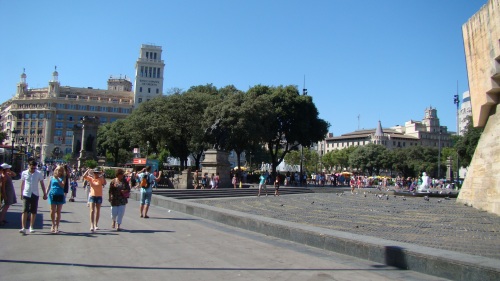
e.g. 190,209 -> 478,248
3,68 -> 134,164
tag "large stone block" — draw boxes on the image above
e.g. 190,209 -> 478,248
458,104 -> 500,215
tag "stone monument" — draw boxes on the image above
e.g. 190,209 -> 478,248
445,156 -> 453,182
76,116 -> 100,168
459,0 -> 500,215
200,118 -> 231,188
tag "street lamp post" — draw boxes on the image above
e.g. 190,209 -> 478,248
10,130 -> 20,165
438,129 -> 442,179
454,94 -> 460,186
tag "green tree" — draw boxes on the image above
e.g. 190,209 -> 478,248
205,87 -> 272,173
97,119 -> 132,166
455,116 -> 483,168
85,159 -> 98,169
348,144 -> 388,175
0,131 -> 6,144
249,85 -> 329,174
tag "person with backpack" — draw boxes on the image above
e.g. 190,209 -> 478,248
138,166 -> 160,218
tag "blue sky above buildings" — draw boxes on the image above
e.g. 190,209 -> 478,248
0,0 -> 487,135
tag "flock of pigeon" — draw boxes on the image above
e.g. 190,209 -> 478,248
333,190 -> 452,202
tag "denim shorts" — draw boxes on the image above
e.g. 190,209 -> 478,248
89,196 -> 103,204
140,191 -> 152,205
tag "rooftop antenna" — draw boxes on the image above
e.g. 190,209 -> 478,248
302,75 -> 307,95
357,114 -> 360,130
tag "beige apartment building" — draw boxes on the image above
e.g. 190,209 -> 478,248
319,107 -> 452,155
0,44 -> 165,168
2,68 -> 134,165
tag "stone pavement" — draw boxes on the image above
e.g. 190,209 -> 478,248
0,179 -> 449,281
149,186 -> 500,281
193,188 -> 500,260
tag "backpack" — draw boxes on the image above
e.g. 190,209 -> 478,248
140,173 -> 150,188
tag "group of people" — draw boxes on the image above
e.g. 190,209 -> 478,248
0,160 -> 159,234
192,170 -> 220,189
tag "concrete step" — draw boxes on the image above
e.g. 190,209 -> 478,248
153,187 -> 314,199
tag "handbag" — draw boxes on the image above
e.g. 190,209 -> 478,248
52,194 -> 64,203
122,190 -> 130,198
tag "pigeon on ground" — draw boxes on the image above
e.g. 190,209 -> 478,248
444,196 -> 450,200
402,196 -> 406,201
437,199 -> 442,203
424,196 -> 429,201
386,194 -> 389,200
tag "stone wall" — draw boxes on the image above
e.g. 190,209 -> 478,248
462,0 -> 500,127
459,0 -> 500,216
457,104 -> 500,215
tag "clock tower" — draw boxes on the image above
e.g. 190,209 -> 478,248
133,44 -> 165,106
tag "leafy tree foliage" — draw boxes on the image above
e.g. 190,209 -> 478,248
284,147 -> 320,173
0,131 -> 6,145
248,85 -> 329,174
97,119 -> 132,166
348,144 -> 388,176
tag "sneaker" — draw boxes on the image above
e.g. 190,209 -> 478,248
29,227 -> 35,233
19,228 -> 26,234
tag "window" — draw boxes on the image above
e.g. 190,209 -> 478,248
101,117 -> 107,123
65,147 -> 72,153
57,114 -> 64,120
68,115 -> 73,121
89,106 -> 96,111
31,113 -> 37,119
38,121 -> 43,127
25,113 -> 30,119
148,88 -> 151,93
57,103 -> 65,109
55,122 -> 63,129
24,121 -> 29,127
138,98 -> 143,103
68,104 -> 77,110
157,68 -> 161,78
140,87 -> 142,93
67,123 -> 74,129
156,88 -> 159,94
39,113 -> 44,119
78,105 -> 86,110
55,130 -> 63,136
31,121 -> 36,127
110,118 -> 117,122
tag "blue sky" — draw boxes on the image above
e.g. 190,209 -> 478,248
0,0 -> 487,135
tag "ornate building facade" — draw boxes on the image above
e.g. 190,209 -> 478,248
3,69 -> 134,164
319,107 -> 452,155
0,44 -> 166,166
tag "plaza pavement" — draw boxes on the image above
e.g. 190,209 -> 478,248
0,179 -> 450,281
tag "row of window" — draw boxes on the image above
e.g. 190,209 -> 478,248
138,87 -> 159,94
140,66 -> 161,78
56,104 -> 131,113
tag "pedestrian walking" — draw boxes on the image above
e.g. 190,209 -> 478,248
0,163 -> 17,227
138,166 -> 160,218
47,165 -> 66,233
108,169 -> 130,231
258,173 -> 267,197
83,167 -> 107,232
19,160 -> 47,234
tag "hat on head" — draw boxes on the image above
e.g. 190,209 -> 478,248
1,163 -> 12,169
93,167 -> 102,173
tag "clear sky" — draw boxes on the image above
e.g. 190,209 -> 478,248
0,0 -> 487,135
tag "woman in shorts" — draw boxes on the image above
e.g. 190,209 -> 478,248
83,167 -> 106,232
